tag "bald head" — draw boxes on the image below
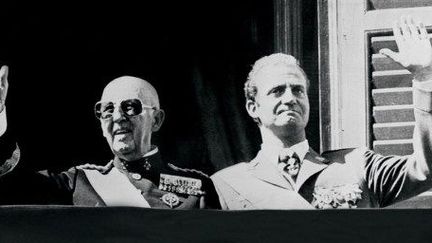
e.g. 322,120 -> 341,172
98,76 -> 165,161
101,76 -> 160,109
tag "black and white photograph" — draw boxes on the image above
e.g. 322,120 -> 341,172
1,0 -> 432,242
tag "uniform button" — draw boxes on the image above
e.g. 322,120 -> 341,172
131,173 -> 142,180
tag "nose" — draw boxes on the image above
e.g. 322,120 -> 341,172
281,89 -> 297,105
112,105 -> 127,122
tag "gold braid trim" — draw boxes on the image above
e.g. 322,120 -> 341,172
167,163 -> 209,178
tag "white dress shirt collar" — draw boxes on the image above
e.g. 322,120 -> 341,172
260,139 -> 310,166
288,139 -> 310,162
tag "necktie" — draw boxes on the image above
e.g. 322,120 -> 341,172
278,149 -> 301,179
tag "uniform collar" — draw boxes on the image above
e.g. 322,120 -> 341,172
142,146 -> 159,158
115,145 -> 159,166
113,145 -> 164,182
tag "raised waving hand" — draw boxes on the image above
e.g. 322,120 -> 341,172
380,16 -> 432,80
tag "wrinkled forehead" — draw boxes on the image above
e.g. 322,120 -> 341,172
100,77 -> 160,108
254,64 -> 307,89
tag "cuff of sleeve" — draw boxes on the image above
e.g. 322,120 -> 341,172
0,107 -> 6,137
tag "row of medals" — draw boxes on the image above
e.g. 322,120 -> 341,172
126,161 -> 201,208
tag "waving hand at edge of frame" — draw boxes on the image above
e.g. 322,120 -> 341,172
380,16 -> 432,81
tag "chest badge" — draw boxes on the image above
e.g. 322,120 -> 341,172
161,193 -> 180,208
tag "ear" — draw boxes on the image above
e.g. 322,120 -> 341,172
246,100 -> 259,121
151,109 -> 165,132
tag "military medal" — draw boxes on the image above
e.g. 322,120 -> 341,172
159,174 -> 204,196
161,193 -> 180,208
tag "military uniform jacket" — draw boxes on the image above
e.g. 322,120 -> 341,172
0,112 -> 219,209
45,149 -> 220,209
211,79 -> 432,210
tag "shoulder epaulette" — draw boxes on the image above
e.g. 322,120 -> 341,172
76,160 -> 114,175
167,163 -> 210,178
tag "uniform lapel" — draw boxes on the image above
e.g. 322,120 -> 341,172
250,149 -> 294,190
295,148 -> 329,191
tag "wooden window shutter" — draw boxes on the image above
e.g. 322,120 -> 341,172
319,0 -> 432,153
368,35 -> 431,155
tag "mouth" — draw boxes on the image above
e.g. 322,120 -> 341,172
113,128 -> 132,136
277,110 -> 300,116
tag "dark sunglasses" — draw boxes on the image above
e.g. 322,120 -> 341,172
94,99 -> 155,120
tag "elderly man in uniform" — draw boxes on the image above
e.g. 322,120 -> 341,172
0,72 -> 219,209
211,17 -> 432,209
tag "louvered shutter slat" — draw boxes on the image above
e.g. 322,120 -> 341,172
373,105 -> 414,123
369,36 -> 417,156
